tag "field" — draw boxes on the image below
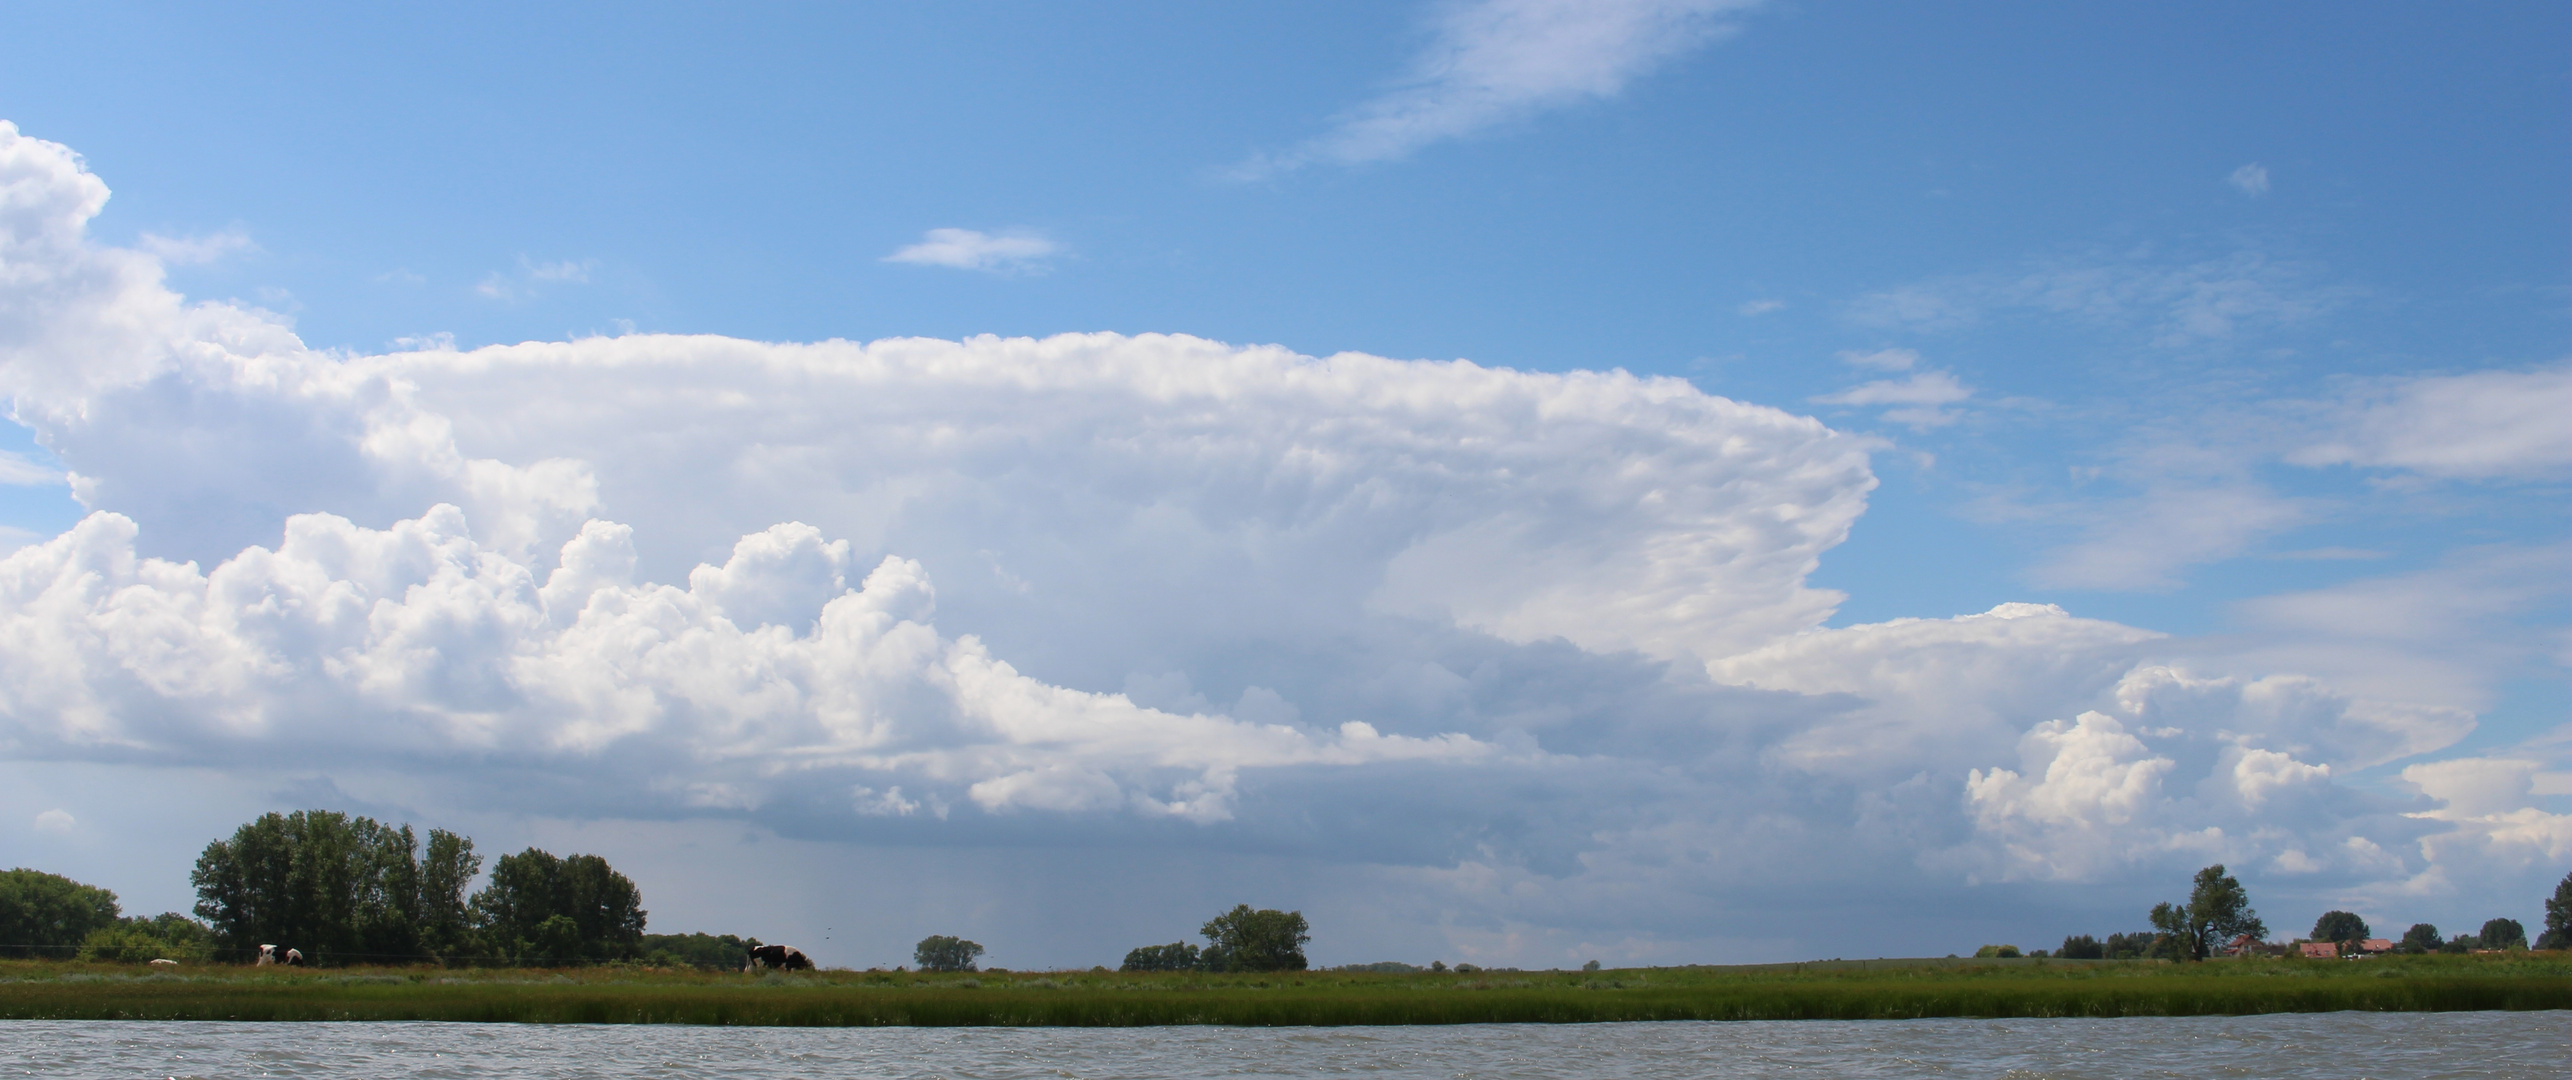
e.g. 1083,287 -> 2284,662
0,954 -> 2565,1026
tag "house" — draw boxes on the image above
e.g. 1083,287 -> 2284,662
2299,941 -> 2339,959
2358,938 -> 2395,954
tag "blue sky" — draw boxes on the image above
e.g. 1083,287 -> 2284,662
0,1 -> 2565,967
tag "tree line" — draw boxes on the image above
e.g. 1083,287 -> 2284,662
2004,864 -> 2572,961
1,810 -> 727,966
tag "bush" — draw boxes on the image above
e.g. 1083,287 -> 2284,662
79,914 -> 213,963
1973,945 -> 2022,959
639,932 -> 757,970
2058,935 -> 2105,960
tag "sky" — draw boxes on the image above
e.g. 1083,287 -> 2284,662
0,0 -> 2566,969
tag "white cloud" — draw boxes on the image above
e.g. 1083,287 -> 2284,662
1852,250 -> 2341,347
0,117 -> 2555,963
2228,163 -> 2270,197
2025,480 -> 2309,591
0,450 -> 63,486
1838,347 -> 1917,371
882,228 -> 1061,273
1812,369 -> 1972,429
33,808 -> 74,832
137,229 -> 254,265
2292,361 -> 2572,480
1737,299 -> 1785,316
524,258 -> 592,283
1253,0 -> 1762,172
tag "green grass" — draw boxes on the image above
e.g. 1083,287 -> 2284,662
0,954 -> 2565,1026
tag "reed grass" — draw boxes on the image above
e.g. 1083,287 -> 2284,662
0,953 -> 2563,1026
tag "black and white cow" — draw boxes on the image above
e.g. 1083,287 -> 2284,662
255,944 -> 306,966
744,944 -> 813,971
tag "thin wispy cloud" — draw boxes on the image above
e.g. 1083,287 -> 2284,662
2228,163 -> 2270,197
1737,298 -> 1785,316
1243,0 -> 1763,176
883,228 -> 1062,274
0,450 -> 65,486
474,256 -> 598,301
137,229 -> 255,265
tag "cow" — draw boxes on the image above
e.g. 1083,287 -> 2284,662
744,944 -> 813,972
255,944 -> 306,966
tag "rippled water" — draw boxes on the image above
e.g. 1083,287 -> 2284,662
1,1011 -> 2563,1078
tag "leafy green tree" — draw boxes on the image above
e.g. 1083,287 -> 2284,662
2478,917 -> 2526,950
2310,910 -> 2369,947
2149,865 -> 2267,960
191,810 -> 479,963
1120,941 -> 1201,971
2398,923 -> 2442,954
2057,935 -> 2105,960
0,868 -> 121,958
2441,932 -> 2480,954
469,848 -> 646,964
1972,944 -> 2022,958
914,935 -> 984,972
1199,904 -> 1310,972
2541,870 -> 2572,950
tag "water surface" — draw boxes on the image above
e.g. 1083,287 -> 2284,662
2,1010 -> 2561,1078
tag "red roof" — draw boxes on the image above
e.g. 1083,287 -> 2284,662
2299,942 -> 2339,958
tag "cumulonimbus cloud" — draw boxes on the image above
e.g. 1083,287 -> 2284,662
0,119 -> 2556,960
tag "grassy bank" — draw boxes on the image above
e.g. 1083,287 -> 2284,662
0,954 -> 2565,1026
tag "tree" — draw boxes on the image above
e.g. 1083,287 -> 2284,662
2541,870 -> 2572,950
2478,917 -> 2527,951
2399,923 -> 2442,954
1199,904 -> 1310,972
2057,935 -> 2105,960
2310,910 -> 2369,947
191,810 -> 479,963
914,935 -> 984,972
469,848 -> 647,964
2150,865 -> 2267,961
1120,941 -> 1200,972
0,868 -> 121,958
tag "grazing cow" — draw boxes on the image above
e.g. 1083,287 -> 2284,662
744,944 -> 813,972
256,944 -> 307,966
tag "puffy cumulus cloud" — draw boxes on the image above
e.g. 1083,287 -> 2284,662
0,119 -> 2555,963
0,505 -> 1490,823
2292,361 -> 2572,480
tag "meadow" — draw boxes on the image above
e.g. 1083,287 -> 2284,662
0,953 -> 2565,1026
